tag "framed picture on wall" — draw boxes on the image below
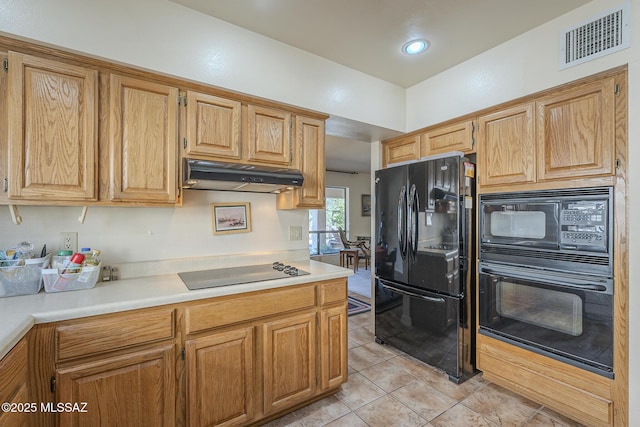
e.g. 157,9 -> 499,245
211,202 -> 252,234
361,194 -> 371,216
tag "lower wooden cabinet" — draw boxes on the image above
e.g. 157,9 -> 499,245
0,339 -> 30,427
185,327 -> 255,427
25,278 -> 348,427
262,312 -> 317,415
56,344 -> 176,427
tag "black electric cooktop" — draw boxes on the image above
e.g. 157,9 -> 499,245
178,262 -> 310,290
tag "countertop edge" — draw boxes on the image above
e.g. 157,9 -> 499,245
0,261 -> 354,360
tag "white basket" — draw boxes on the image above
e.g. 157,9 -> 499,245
42,262 -> 102,293
0,254 -> 51,298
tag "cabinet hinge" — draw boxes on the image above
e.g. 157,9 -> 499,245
2,177 -> 7,193
181,347 -> 186,361
614,83 -> 620,95
183,138 -> 187,149
616,158 -> 621,169
50,377 -> 56,393
183,96 -> 187,107
2,58 -> 7,72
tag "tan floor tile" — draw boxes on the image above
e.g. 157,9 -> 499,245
355,395 -> 426,427
390,355 -> 484,401
262,411 -> 304,427
293,395 -> 350,427
462,383 -> 542,426
349,326 -> 375,345
361,341 -> 397,360
323,412 -> 369,427
359,360 -> 418,392
525,408 -> 587,427
391,380 -> 457,422
334,372 -> 386,410
348,345 -> 388,371
430,403 -> 497,427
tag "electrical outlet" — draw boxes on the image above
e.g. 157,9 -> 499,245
289,226 -> 303,241
59,232 -> 78,253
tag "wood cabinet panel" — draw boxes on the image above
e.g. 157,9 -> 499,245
536,78 -> 615,181
7,51 -> 98,201
320,305 -> 347,390
262,311 -> 316,415
477,103 -> 535,186
185,91 -> 241,160
108,74 -> 178,203
56,344 -> 175,427
318,279 -> 347,306
185,285 -> 316,334
0,339 -> 29,427
245,105 -> 291,165
186,327 -> 254,427
421,120 -> 475,156
56,308 -> 174,361
478,335 -> 611,427
382,135 -> 420,167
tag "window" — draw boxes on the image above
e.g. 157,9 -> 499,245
309,187 -> 347,255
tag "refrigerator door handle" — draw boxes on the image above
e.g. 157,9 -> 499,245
380,282 -> 446,304
408,184 -> 419,258
398,186 -> 407,259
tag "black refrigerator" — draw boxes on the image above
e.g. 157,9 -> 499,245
374,152 -> 476,383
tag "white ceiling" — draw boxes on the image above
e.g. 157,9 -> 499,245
172,0 -> 592,173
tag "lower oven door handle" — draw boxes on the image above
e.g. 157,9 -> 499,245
381,283 -> 446,303
480,267 -> 609,292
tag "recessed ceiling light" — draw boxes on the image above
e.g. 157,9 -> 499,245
402,39 -> 429,55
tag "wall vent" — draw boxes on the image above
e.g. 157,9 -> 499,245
559,2 -> 630,69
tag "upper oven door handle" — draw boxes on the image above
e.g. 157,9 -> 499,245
479,263 -> 612,293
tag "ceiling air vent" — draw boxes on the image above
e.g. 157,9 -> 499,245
559,2 -> 630,70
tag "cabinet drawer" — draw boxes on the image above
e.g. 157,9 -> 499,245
186,284 -> 316,334
0,339 -> 27,403
318,279 -> 347,306
56,307 -> 175,360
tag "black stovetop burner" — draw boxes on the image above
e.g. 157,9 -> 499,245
178,262 -> 310,290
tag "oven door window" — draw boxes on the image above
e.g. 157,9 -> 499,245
480,202 -> 558,249
479,269 -> 613,376
497,280 -> 582,336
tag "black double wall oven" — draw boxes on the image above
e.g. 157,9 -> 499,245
478,187 -> 614,378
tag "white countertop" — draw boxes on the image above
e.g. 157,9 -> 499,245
0,260 -> 352,360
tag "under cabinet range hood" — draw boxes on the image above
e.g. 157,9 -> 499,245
183,158 -> 304,193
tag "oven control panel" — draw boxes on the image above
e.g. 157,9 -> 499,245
560,201 -> 608,250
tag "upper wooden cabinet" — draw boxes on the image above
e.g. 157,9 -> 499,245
184,91 -> 241,160
382,135 -> 420,167
106,74 -> 179,203
277,116 -> 325,209
421,119 -> 475,156
477,76 -> 617,188
245,104 -> 292,165
7,51 -> 98,202
477,103 -> 536,187
536,77 -> 615,181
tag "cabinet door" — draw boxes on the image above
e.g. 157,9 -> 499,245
421,120 -> 475,156
56,344 -> 175,427
320,305 -> 348,390
536,78 -> 615,181
185,327 -> 255,427
477,103 -> 535,187
245,105 -> 291,165
277,116 -> 325,209
7,51 -> 98,201
382,135 -> 420,167
185,91 -> 241,160
0,340 -> 29,427
109,74 -> 178,203
262,312 -> 316,415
